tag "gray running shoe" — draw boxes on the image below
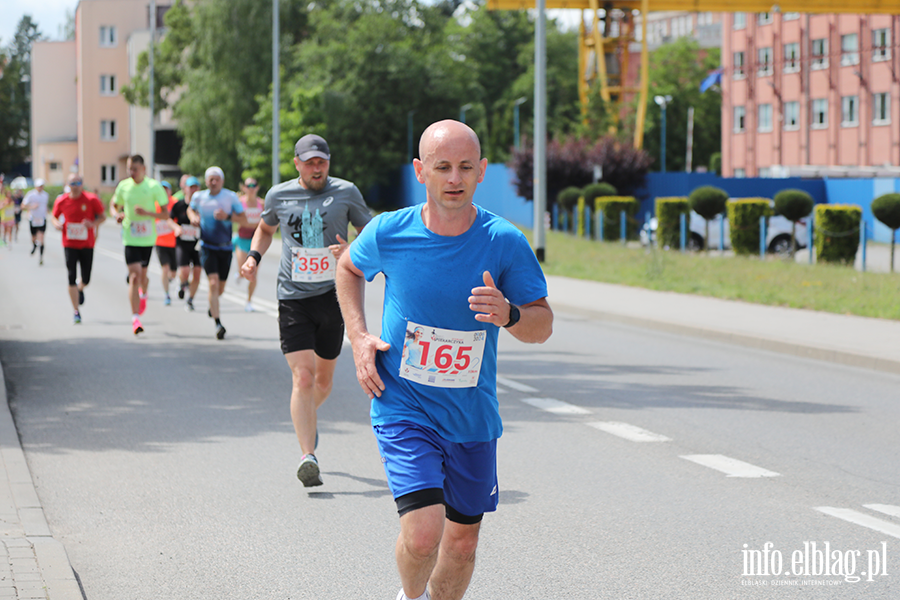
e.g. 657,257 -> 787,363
296,454 -> 323,487
215,323 -> 226,340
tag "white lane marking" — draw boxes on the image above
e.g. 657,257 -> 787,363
496,376 -> 538,393
680,454 -> 780,478
815,507 -> 900,539
863,504 -> 900,519
520,397 -> 591,415
587,421 -> 671,442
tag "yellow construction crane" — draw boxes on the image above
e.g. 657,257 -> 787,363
487,0 -> 900,149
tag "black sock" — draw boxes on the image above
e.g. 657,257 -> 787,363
39,244 -> 44,257
215,318 -> 221,326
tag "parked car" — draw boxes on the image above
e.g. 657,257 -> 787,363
640,207 -> 809,255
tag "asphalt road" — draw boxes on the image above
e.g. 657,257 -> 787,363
0,224 -> 898,599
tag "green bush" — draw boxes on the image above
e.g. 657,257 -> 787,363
557,186 -> 582,211
709,153 -> 722,176
689,186 -> 728,220
774,189 -> 814,222
594,196 -> 640,241
582,182 -> 617,204
727,198 -> 771,256
655,196 -> 689,249
872,192 -> 900,272
871,193 -> 900,230
814,204 -> 861,265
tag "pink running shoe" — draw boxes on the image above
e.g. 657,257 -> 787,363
132,317 -> 144,335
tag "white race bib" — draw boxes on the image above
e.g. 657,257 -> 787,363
244,207 -> 261,225
66,222 -> 89,241
130,221 -> 152,238
291,247 -> 335,282
156,220 -> 173,236
179,224 -> 200,241
399,322 -> 486,389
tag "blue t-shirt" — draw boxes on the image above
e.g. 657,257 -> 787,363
349,204 -> 548,443
190,188 -> 244,251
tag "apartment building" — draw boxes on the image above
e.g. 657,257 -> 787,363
31,0 -> 175,192
722,12 -> 900,178
633,10 -> 722,50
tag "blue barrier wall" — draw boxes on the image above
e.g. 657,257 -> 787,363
397,163 -> 533,227
389,165 -> 898,242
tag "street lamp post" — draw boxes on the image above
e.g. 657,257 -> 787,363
654,95 -> 672,173
513,97 -> 527,149
460,103 -> 474,124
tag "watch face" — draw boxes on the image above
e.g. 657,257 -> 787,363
505,304 -> 520,327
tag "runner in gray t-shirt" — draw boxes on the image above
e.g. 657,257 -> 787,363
240,134 -> 371,487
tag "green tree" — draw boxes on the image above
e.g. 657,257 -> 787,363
0,16 -> 42,175
643,38 -> 721,173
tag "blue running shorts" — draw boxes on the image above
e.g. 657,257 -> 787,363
373,421 -> 498,520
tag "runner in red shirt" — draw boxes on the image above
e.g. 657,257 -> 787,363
51,173 -> 107,324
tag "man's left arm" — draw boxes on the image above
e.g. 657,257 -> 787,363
469,271 -> 553,344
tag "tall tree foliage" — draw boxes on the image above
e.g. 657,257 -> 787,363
0,16 -> 42,175
643,38 -> 721,173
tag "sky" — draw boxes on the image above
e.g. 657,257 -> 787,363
1,0 -> 75,47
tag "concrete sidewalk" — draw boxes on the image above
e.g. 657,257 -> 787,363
546,275 -> 900,375
0,361 -> 82,600
0,275 -> 897,600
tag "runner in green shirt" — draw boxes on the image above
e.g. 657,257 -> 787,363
109,154 -> 169,335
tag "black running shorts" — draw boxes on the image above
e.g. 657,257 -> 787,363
278,290 -> 345,358
124,245 -> 154,267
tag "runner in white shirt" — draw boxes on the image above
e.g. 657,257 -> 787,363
22,179 -> 49,265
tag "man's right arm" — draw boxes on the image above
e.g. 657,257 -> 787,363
239,220 -> 277,281
335,252 -> 390,399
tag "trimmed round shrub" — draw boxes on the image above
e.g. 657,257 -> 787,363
814,204 -> 861,265
872,193 -> 900,230
582,182 -> 617,204
689,186 -> 728,220
774,189 -> 814,222
709,152 -> 722,176
556,186 -> 582,211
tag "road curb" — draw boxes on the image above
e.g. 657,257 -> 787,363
553,301 -> 900,376
0,361 -> 83,600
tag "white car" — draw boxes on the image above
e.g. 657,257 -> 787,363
640,209 -> 809,254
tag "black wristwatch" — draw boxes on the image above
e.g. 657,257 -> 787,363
503,302 -> 520,328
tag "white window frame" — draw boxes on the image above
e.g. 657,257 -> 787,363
812,99 -> 828,129
734,168 -> 747,178
100,74 -> 117,96
874,93 -> 891,125
784,101 -> 800,130
758,103 -> 773,132
783,12 -> 801,21
812,39 -> 828,70
734,13 -> 746,30
758,47 -> 773,76
733,51 -> 746,79
99,25 -> 117,47
783,43 -> 800,74
758,167 -> 771,178
841,33 -> 859,66
841,95 -> 859,126
873,28 -> 891,62
100,164 -> 117,185
100,120 -> 117,141
758,12 -> 772,25
734,105 -> 746,132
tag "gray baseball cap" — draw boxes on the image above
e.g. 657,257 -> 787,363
294,134 -> 331,161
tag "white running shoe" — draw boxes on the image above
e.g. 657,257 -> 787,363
244,302 -> 255,312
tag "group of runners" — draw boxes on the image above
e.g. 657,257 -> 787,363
1,176 -> 51,262
8,123 -> 555,600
